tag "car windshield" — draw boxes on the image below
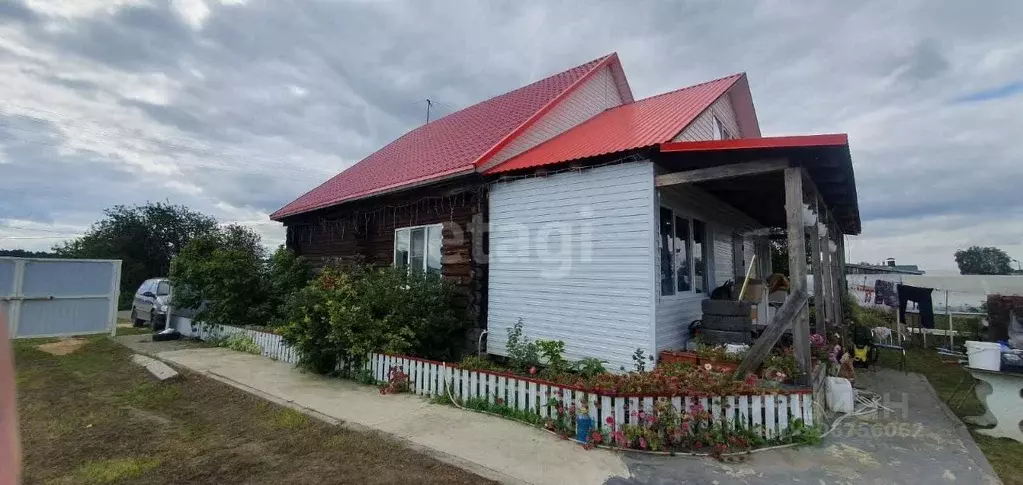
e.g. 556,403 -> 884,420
156,281 -> 171,296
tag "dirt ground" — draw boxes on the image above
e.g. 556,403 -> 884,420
14,336 -> 493,484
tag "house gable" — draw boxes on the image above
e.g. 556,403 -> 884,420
673,76 -> 760,142
479,61 -> 632,171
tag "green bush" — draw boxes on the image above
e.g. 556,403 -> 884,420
281,265 -> 463,376
505,319 -> 540,371
170,225 -> 310,329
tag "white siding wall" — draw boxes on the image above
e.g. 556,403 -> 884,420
654,184 -> 763,352
487,162 -> 655,371
673,93 -> 740,142
482,66 -> 624,169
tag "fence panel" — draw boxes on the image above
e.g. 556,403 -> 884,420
1,258 -> 121,339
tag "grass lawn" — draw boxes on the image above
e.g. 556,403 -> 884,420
14,336 -> 493,485
878,348 -> 1023,485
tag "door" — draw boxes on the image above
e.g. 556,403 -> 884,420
136,280 -> 155,318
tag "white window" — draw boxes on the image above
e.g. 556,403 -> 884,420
658,207 -> 710,296
394,224 -> 443,274
713,116 -> 734,140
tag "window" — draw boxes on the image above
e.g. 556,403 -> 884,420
713,116 -> 734,140
675,216 -> 691,291
156,281 -> 171,296
659,208 -> 675,295
658,206 -> 710,296
394,224 -> 442,274
693,220 -> 709,293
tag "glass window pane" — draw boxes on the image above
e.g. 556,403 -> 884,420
426,226 -> 442,274
156,281 -> 171,296
394,229 -> 410,268
659,207 -> 674,296
410,227 -> 426,272
693,220 -> 707,293
675,216 -> 691,291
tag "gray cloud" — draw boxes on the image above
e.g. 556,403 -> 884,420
0,0 -> 1020,270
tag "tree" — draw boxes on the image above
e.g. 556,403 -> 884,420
53,203 -> 220,308
954,246 -> 1013,275
0,249 -> 56,258
170,225 -> 310,329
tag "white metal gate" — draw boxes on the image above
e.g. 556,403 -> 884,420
0,257 -> 121,339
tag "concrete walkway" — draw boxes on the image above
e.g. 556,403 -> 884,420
116,335 -> 630,485
116,336 -> 1002,485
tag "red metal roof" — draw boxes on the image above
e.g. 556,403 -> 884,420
272,54 -> 623,220
484,73 -> 744,174
660,133 -> 848,153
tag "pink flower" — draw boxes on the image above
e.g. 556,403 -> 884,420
639,437 -> 647,450
529,367 -> 537,375
631,411 -> 638,417
569,404 -> 576,414
605,416 -> 615,425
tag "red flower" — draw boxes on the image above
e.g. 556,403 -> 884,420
605,416 -> 615,425
639,437 -> 647,450
529,367 -> 537,375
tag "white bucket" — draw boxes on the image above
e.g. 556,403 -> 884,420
965,341 -> 1002,371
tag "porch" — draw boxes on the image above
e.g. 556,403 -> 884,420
653,134 -> 861,381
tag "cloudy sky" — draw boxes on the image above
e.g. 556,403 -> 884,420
0,0 -> 1020,272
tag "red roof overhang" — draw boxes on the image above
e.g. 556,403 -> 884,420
657,134 -> 860,234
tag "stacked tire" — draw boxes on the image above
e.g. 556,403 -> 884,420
699,300 -> 753,345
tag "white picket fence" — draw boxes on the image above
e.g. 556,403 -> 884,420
171,318 -> 300,364
179,323 -> 815,437
367,353 -> 814,437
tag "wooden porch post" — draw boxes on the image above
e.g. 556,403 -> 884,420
785,167 -> 812,382
819,202 -> 835,334
809,197 -> 825,336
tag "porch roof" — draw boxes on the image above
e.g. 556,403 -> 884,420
657,134 -> 861,235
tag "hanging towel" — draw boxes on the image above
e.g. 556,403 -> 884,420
874,280 -> 898,308
897,284 -> 935,328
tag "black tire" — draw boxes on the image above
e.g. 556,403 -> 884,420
131,309 -> 145,327
698,329 -> 752,345
701,315 -> 753,332
701,300 -> 752,316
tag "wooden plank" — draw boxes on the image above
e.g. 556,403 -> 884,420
777,395 -> 790,433
789,394 -> 802,426
764,395 -> 776,438
517,377 -> 527,411
735,290 -> 809,376
597,397 -> 605,427
671,396 -> 683,415
751,395 -> 763,434
809,200 -> 825,335
802,394 -> 814,427
819,203 -> 835,335
614,398 -> 625,432
588,393 -> 598,423
655,159 -> 788,187
785,167 -> 812,384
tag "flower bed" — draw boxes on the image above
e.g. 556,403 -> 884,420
180,323 -> 819,455
368,352 -> 815,453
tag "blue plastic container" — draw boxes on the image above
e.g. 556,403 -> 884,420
576,413 -> 593,443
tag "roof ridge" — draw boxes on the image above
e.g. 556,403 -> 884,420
471,53 -> 619,167
633,72 -> 744,104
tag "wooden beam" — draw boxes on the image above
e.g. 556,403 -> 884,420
785,167 -> 812,384
655,158 -> 788,187
820,201 -> 835,334
735,290 -> 809,377
809,206 -> 825,336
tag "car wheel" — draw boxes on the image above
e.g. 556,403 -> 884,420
131,309 -> 145,327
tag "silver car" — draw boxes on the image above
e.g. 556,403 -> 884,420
130,278 -> 172,328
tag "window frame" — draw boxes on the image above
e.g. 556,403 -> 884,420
713,115 -> 734,140
393,223 -> 444,274
658,205 -> 711,297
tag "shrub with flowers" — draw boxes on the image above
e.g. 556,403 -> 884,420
379,365 -> 411,395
